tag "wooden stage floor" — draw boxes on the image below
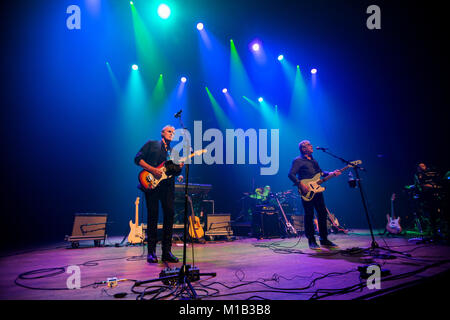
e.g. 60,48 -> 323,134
1,230 -> 449,300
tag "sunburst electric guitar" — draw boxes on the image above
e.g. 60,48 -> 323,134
128,197 -> 144,244
386,193 -> 402,234
138,149 -> 206,191
298,160 -> 362,201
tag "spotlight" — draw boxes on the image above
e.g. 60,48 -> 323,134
157,4 -> 171,19
222,88 -> 228,93
130,1 -> 133,5
311,68 -> 317,74
277,55 -> 284,61
131,64 -> 138,70
258,97 -> 263,102
252,43 -> 260,52
196,23 -> 204,31
181,76 -> 187,83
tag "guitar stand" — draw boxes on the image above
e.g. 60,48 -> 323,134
317,148 -> 411,259
134,111 -> 216,300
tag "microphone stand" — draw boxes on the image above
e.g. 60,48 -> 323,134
134,110 -> 216,299
317,148 -> 410,259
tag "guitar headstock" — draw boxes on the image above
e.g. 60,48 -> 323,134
349,160 -> 362,167
135,197 -> 140,206
194,149 -> 207,156
391,193 -> 396,201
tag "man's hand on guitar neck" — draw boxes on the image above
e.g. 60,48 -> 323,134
331,170 -> 342,177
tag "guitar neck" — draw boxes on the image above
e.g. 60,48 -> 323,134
319,165 -> 351,184
135,199 -> 139,225
390,200 -> 394,218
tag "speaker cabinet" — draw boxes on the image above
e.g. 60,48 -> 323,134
252,211 -> 281,238
67,213 -> 107,247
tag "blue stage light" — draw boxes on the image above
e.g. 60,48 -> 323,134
258,97 -> 263,102
311,68 -> 317,74
132,64 -> 138,70
278,55 -> 284,61
197,23 -> 204,31
222,88 -> 228,93
181,76 -> 187,83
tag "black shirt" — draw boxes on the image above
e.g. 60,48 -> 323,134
134,140 -> 170,167
288,154 -> 329,186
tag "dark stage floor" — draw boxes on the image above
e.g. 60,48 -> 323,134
1,230 -> 449,300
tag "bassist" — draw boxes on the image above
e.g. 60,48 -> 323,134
288,140 -> 341,249
135,125 -> 183,263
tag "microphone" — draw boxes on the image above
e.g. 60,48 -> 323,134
316,146 -> 328,150
174,109 -> 182,118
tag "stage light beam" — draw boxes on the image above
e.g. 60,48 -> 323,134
311,68 -> 317,74
222,88 -> 228,93
197,23 -> 204,31
132,64 -> 139,70
278,55 -> 284,61
258,97 -> 264,102
181,76 -> 187,83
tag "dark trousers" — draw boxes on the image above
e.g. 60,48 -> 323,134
302,192 -> 328,241
144,182 -> 175,254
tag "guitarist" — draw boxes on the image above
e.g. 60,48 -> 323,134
288,140 -> 341,249
135,125 -> 183,263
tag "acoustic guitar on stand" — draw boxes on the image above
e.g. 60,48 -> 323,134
187,196 -> 205,240
128,197 -> 144,244
386,193 -> 402,234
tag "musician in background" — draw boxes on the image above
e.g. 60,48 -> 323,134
414,162 -> 444,240
135,125 -> 183,263
288,140 -> 341,249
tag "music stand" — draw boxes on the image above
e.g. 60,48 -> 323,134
317,148 -> 411,259
134,110 -> 216,299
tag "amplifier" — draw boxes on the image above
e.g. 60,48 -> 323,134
291,215 -> 304,232
67,213 -> 107,248
252,211 -> 280,238
205,214 -> 233,240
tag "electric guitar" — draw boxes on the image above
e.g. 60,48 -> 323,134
274,194 -> 297,236
386,193 -> 402,234
187,196 -> 205,239
298,160 -> 362,201
128,197 -> 144,244
138,149 -> 206,191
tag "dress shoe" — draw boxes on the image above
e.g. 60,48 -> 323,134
320,239 -> 338,248
162,251 -> 179,263
147,252 -> 158,263
308,238 -> 320,250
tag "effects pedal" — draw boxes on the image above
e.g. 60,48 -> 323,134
159,265 -> 200,285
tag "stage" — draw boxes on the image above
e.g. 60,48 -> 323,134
1,230 -> 449,301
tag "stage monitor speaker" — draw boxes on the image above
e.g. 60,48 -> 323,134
205,213 -> 233,239
67,213 -> 108,247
